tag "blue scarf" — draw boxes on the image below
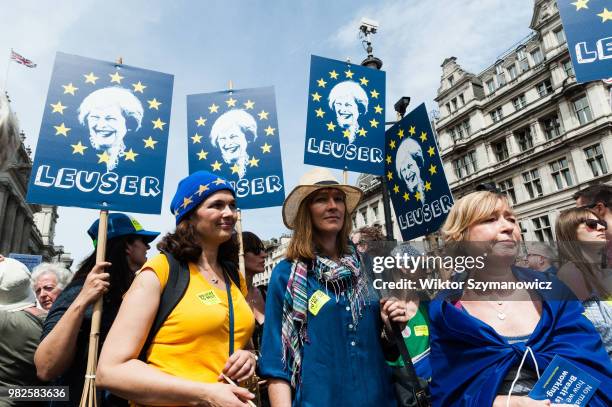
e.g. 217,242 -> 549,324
428,268 -> 612,407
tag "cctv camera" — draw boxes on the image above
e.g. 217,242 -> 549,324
359,17 -> 379,35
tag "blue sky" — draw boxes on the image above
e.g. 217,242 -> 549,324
2,0 -> 533,266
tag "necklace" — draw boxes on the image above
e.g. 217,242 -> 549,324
197,264 -> 220,285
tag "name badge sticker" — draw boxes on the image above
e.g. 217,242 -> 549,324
308,290 -> 331,316
414,325 -> 429,337
197,290 -> 222,306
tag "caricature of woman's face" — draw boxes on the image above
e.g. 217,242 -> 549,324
87,104 -> 127,149
217,123 -> 247,163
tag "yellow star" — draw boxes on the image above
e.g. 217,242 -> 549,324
70,141 -> 87,155
54,122 -> 70,136
231,163 -> 241,174
83,72 -> 99,84
397,129 -> 405,139
393,184 -> 400,194
209,103 -> 219,114
420,131 -> 428,142
195,116 -> 206,126
109,71 -> 124,84
369,118 -> 379,128
386,155 -> 392,165
143,136 -> 158,149
261,143 -> 272,153
62,83 -> 78,95
197,149 -> 208,160
374,105 -> 383,114
409,126 -> 416,136
181,197 -> 193,209
429,164 -> 437,175
428,146 -> 435,157
403,192 -> 410,201
148,98 -> 162,110
97,151 -> 110,164
211,160 -> 222,171
597,8 -> 612,22
191,133 -> 203,143
345,69 -> 354,79
124,148 -> 139,162
329,70 -> 339,79
226,97 -> 237,107
197,184 -> 209,196
258,110 -> 269,120
425,181 -> 432,191
343,129 -> 351,139
415,191 -> 423,201
50,101 -> 67,114
244,100 -> 255,109
359,77 -> 369,86
249,156 -> 260,167
386,171 -> 393,181
370,89 -> 379,99
315,107 -> 325,118
264,125 -> 276,136
152,118 -> 166,130
358,128 -> 367,137
311,92 -> 322,102
389,140 -> 396,149
213,178 -> 226,185
571,0 -> 589,10
317,78 -> 327,88
132,81 -> 146,93
326,121 -> 336,132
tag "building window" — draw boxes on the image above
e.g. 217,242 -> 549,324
490,107 -> 503,123
541,114 -> 562,140
453,151 -> 478,179
507,64 -> 518,81
446,102 -> 451,115
371,205 -> 379,221
573,95 -> 593,125
554,28 -> 566,45
523,168 -> 543,199
498,178 -> 516,204
451,98 -> 458,111
360,209 -> 368,224
517,47 -> 529,72
486,79 -> 495,94
512,94 -> 527,111
549,157 -> 573,190
584,143 -> 608,177
562,59 -> 574,77
493,139 -> 509,162
461,119 -> 471,136
532,215 -> 553,242
515,127 -> 534,151
519,221 -> 528,241
458,93 -> 465,105
536,79 -> 553,97
448,75 -> 454,87
531,48 -> 544,65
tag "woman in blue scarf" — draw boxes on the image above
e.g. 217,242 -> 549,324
259,168 -> 407,407
428,190 -> 612,407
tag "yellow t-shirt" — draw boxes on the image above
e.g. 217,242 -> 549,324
141,254 -> 255,384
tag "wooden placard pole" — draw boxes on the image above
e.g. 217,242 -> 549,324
236,209 -> 246,278
343,168 -> 348,185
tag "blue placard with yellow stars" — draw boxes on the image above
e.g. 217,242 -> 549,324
558,0 -> 612,83
26,52 -> 174,214
304,55 -> 385,175
186,86 -> 285,209
385,103 -> 454,241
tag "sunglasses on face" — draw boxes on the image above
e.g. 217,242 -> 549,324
248,246 -> 265,255
582,218 -> 607,231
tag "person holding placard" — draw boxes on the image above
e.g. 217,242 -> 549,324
259,167 -> 407,406
96,171 -> 256,407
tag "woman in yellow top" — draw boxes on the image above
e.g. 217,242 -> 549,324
97,171 -> 256,407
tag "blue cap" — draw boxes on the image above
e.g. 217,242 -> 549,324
170,170 -> 236,225
87,213 -> 159,246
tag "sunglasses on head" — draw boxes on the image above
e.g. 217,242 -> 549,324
582,218 -> 607,230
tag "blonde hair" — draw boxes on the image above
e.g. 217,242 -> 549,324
285,189 -> 352,262
442,191 -> 513,242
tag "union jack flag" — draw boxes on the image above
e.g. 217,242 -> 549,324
10,49 -> 36,68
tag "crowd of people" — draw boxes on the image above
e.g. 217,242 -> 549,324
1,171 -> 611,407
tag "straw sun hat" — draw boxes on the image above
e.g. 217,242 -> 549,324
282,168 -> 363,230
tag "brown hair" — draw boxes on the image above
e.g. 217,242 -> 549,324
354,225 -> 385,243
285,190 -> 352,262
555,207 -> 610,297
242,231 -> 265,254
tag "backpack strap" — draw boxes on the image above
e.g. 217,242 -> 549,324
220,260 -> 241,289
138,251 -> 190,361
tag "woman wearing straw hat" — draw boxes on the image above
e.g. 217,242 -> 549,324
259,168 -> 407,406
97,171 -> 256,407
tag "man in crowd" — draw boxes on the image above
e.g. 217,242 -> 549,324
525,242 -> 557,277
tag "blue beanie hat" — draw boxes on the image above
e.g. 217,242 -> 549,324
170,171 -> 236,224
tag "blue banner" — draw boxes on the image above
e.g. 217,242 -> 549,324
186,86 -> 285,209
26,52 -> 174,214
558,0 -> 612,83
385,103 -> 454,241
304,55 -> 385,175
8,253 -> 43,272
